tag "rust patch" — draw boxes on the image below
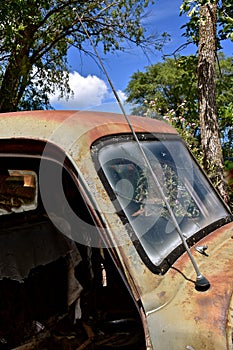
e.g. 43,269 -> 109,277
157,291 -> 166,298
0,110 -> 177,150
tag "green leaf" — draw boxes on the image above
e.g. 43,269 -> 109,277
0,0 -> 161,112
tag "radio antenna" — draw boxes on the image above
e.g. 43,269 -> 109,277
76,13 -> 210,291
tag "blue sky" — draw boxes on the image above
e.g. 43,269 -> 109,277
50,0 -> 232,112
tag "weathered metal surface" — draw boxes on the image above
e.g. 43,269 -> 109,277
80,153 -> 233,349
141,222 -> 233,349
0,110 -> 177,151
0,110 -> 232,350
0,110 -> 177,349
85,144 -> 233,350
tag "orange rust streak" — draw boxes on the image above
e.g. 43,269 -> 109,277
1,110 -> 177,134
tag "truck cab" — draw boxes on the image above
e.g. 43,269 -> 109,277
0,110 -> 232,349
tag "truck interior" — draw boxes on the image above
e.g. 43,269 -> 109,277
0,153 -> 145,350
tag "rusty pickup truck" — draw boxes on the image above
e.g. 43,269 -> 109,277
0,110 -> 232,350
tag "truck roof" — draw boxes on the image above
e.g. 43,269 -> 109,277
0,110 -> 177,150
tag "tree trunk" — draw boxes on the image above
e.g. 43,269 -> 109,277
198,1 -> 229,204
0,57 -> 28,112
0,29 -> 33,113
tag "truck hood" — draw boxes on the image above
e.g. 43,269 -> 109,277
144,221 -> 233,350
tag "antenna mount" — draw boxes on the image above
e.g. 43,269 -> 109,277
195,274 -> 210,291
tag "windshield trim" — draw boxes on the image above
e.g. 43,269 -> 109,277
92,133 -> 232,274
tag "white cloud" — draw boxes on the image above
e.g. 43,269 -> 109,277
106,89 -> 127,105
116,89 -> 127,103
50,71 -> 108,109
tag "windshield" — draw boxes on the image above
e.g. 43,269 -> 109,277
98,136 -> 229,267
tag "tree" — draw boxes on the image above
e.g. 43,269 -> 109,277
216,54 -> 233,160
218,0 -> 233,41
125,56 -> 198,121
197,1 -> 229,201
125,53 -> 233,166
0,0 -> 158,112
180,0 -> 233,46
180,0 -> 231,203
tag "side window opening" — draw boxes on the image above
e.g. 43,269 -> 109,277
0,169 -> 37,215
0,160 -> 145,350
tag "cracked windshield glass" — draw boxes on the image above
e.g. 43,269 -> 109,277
98,137 -> 229,266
